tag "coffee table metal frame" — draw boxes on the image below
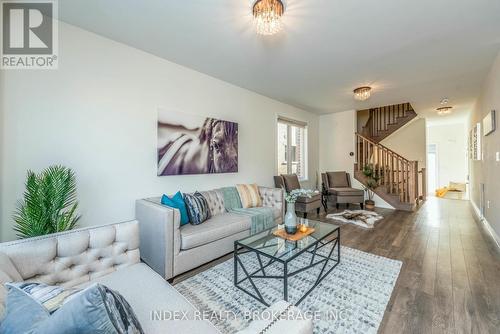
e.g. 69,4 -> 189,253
233,225 -> 340,306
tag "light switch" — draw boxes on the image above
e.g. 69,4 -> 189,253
496,152 -> 500,162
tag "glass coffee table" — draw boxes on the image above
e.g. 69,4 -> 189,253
234,219 -> 340,306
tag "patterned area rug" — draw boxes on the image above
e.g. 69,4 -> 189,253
175,245 -> 401,334
326,210 -> 383,228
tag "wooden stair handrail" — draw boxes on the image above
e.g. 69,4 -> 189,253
361,102 -> 416,142
355,133 -> 417,165
355,132 -> 425,207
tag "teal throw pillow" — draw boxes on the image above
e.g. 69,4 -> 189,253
161,191 -> 189,225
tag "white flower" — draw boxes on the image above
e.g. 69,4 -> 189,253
285,189 -> 317,203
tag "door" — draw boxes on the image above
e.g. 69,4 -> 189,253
427,144 -> 438,195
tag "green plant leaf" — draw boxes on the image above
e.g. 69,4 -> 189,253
13,165 -> 80,238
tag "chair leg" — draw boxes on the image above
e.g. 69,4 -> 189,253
360,203 -> 364,210
346,203 -> 349,209
336,203 -> 339,209
303,212 -> 307,219
316,207 -> 320,215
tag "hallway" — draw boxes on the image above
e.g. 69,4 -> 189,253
338,198 -> 500,333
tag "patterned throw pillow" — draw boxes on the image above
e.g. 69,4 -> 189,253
199,190 -> 226,216
236,184 -> 262,208
184,192 -> 211,225
5,282 -> 80,313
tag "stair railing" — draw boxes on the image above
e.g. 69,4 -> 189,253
362,102 -> 414,138
356,133 -> 421,205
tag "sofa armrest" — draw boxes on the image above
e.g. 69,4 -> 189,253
135,199 -> 181,280
237,300 -> 313,334
259,186 -> 284,220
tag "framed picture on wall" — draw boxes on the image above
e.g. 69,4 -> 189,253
483,110 -> 496,136
468,123 -> 482,161
157,109 -> 238,176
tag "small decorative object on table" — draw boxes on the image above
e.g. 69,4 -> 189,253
284,189 -> 316,234
273,224 -> 316,241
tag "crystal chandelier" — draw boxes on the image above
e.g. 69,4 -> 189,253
353,86 -> 372,101
436,106 -> 453,115
253,0 -> 285,36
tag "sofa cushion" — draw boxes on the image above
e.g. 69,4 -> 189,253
236,184 -> 262,208
180,213 -> 251,250
327,171 -> 349,188
161,192 -> 189,225
199,190 -> 226,216
86,263 -> 219,334
281,174 -> 301,192
329,187 -> 364,196
184,192 -> 211,225
0,285 -> 49,334
34,283 -> 144,334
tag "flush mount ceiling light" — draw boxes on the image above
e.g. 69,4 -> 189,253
436,106 -> 453,115
353,86 -> 372,101
252,0 -> 285,35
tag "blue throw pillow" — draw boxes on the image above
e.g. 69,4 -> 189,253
161,191 -> 189,225
0,286 -> 49,334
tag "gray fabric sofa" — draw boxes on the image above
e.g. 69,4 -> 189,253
136,186 -> 284,280
0,221 -> 311,334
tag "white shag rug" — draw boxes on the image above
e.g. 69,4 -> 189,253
326,210 -> 383,228
174,245 -> 401,334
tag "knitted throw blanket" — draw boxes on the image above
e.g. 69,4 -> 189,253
221,187 -> 275,234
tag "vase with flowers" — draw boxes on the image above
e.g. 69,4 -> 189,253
284,189 -> 316,234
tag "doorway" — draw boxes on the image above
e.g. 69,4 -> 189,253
427,144 -> 438,196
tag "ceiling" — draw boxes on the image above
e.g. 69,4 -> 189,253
59,0 -> 500,121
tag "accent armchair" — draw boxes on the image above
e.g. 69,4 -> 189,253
321,171 -> 364,211
274,174 -> 322,218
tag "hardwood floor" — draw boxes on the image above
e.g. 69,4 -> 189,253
174,197 -> 500,334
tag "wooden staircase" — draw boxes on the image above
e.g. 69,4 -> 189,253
362,102 -> 417,143
355,134 -> 426,211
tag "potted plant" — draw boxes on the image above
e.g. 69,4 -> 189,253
362,164 -> 380,211
284,189 -> 316,234
13,165 -> 80,238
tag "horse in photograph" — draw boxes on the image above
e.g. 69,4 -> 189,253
158,118 -> 238,175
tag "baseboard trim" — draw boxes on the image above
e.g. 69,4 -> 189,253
470,200 -> 500,250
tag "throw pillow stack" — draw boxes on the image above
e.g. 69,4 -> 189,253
161,183 -> 262,225
1,282 -> 143,334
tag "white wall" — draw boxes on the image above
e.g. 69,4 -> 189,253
319,110 -> 393,209
0,22 -> 319,241
469,51 -> 500,240
427,122 -> 468,188
380,118 -> 427,169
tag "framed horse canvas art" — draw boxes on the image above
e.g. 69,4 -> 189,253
157,109 -> 238,176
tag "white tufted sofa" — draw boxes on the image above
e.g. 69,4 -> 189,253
0,220 -> 219,333
136,186 -> 284,280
